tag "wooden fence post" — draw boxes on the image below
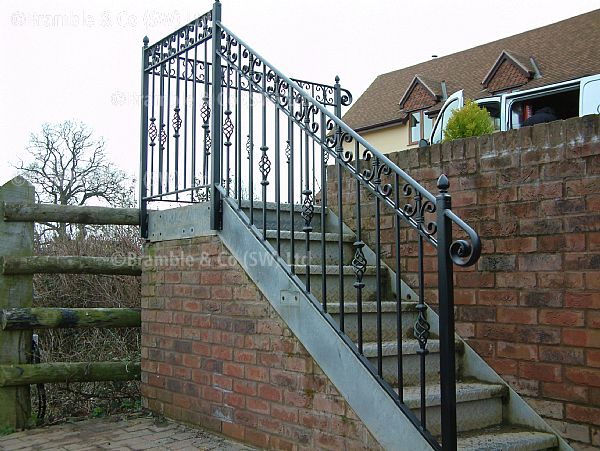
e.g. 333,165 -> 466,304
0,176 -> 34,430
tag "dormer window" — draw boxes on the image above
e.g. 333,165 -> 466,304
400,75 -> 441,145
482,50 -> 536,93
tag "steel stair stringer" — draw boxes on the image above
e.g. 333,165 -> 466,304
218,197 -> 436,451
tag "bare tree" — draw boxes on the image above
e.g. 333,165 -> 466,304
15,121 -> 132,238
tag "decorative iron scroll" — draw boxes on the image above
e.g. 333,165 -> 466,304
293,78 -> 352,107
216,23 -> 481,267
148,58 -> 352,111
144,10 -> 213,70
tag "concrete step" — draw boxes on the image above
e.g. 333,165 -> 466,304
265,230 -> 355,265
402,381 -> 507,436
239,201 -> 326,233
326,301 -> 419,341
292,264 -> 390,303
362,339 -> 464,386
456,425 -> 559,450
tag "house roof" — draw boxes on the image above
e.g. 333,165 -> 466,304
343,9 -> 600,131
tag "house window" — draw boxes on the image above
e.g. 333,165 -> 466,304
409,111 -> 433,144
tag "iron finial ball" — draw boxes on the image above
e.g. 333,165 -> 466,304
437,174 -> 449,193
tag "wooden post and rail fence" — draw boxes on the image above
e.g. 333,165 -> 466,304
0,176 -> 143,430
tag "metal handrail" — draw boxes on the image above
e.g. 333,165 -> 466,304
217,22 -> 480,267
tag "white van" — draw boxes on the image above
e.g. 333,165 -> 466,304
428,74 -> 600,144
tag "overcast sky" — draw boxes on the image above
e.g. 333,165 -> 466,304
1,0 -> 598,188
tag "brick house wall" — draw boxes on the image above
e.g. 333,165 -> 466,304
327,115 -> 600,450
141,235 -> 383,450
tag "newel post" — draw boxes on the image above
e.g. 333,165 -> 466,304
139,36 -> 150,239
436,174 -> 457,451
210,0 -> 223,230
0,176 -> 34,430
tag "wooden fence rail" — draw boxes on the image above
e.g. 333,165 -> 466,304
1,308 -> 140,330
2,256 -> 142,276
0,362 -> 141,387
0,176 -> 142,431
3,202 -> 140,225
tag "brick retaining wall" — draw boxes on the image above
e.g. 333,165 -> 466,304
141,235 -> 383,450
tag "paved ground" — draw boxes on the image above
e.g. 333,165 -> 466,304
0,414 -> 257,451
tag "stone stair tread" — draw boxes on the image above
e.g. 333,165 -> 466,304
456,425 -> 558,451
361,339 -> 464,357
326,301 -> 418,313
293,264 -> 382,275
401,381 -> 507,409
265,230 -> 355,242
239,199 -> 325,214
258,204 -> 555,449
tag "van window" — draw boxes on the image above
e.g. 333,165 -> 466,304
581,78 -> 600,115
479,102 -> 501,131
509,88 -> 579,129
431,98 -> 459,144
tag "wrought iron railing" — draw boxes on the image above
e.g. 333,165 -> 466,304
138,8 -> 351,231
140,2 -> 481,449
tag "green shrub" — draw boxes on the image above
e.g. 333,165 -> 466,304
443,100 -> 494,142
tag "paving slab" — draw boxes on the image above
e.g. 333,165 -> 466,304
0,414 -> 257,451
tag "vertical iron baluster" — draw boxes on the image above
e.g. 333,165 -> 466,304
311,83 -> 316,202
301,99 -> 313,292
414,191 -> 430,431
275,79 -> 281,256
334,78 -> 345,332
202,39 -> 211,188
173,48 -> 182,201
149,71 -> 156,200
312,138 -> 316,207
191,44 -> 197,201
158,59 -> 165,195
224,64 -> 233,196
220,65 -> 225,191
299,102 -> 303,203
288,94 -> 295,274
210,0 -> 222,230
139,37 -> 150,238
248,55 -> 254,224
183,50 -> 188,195
437,175 -> 457,451
260,65 -> 271,241
235,43 -> 242,205
166,56 -> 172,194
320,112 -> 327,312
394,173 -> 404,401
373,158 -> 383,377
353,141 -> 365,353
202,38 -> 207,187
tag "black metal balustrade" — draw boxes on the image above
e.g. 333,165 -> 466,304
139,2 -> 481,449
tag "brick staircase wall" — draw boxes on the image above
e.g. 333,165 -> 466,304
140,235 -> 383,450
328,114 -> 600,450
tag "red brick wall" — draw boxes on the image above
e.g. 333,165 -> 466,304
328,115 -> 600,450
141,235 -> 383,450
